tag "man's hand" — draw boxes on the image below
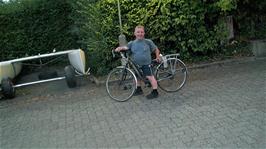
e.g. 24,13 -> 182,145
155,57 -> 161,63
114,47 -> 121,52
114,46 -> 128,52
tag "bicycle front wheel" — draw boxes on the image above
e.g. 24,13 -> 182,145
106,67 -> 137,102
156,58 -> 187,92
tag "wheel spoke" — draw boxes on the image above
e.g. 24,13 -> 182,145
156,58 -> 187,92
106,68 -> 137,101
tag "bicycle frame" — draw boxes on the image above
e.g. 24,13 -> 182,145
119,52 -> 159,83
106,51 -> 188,101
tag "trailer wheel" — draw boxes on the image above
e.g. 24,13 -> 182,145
65,65 -> 77,88
1,78 -> 15,99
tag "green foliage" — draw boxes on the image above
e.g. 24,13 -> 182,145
91,0 -> 228,60
69,0 -> 233,74
71,0 -> 118,75
1,0 -> 264,76
235,0 -> 266,40
216,0 -> 237,12
222,41 -> 252,58
0,0 -> 79,61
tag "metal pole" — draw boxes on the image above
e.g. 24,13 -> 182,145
117,0 -> 127,47
117,0 -> 123,34
117,0 -> 127,66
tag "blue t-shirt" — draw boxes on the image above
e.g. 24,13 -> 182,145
127,39 -> 157,66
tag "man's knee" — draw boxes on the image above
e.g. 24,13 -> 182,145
146,75 -> 156,81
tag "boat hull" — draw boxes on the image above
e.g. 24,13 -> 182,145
68,49 -> 86,74
0,62 -> 22,84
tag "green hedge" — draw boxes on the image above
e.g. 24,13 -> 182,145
1,0 -> 265,76
0,0 -> 79,61
75,0 -> 229,75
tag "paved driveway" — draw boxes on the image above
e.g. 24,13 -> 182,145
0,58 -> 265,148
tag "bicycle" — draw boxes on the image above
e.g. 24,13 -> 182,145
106,51 -> 188,102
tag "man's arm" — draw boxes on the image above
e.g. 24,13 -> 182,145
115,46 -> 129,52
155,48 -> 160,60
115,41 -> 131,52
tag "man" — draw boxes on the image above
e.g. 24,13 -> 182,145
115,25 -> 160,99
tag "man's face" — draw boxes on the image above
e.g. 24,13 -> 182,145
134,27 -> 145,40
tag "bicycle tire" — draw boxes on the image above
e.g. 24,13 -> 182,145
106,67 -> 137,102
156,58 -> 187,92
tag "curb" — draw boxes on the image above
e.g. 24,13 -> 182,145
187,56 -> 266,70
92,56 -> 266,85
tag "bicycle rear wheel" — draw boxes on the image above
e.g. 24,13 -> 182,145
156,58 -> 187,92
106,67 -> 137,102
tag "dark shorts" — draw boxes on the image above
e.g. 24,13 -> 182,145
140,65 -> 153,77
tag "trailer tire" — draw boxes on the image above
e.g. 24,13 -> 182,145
1,78 -> 15,99
65,65 -> 77,88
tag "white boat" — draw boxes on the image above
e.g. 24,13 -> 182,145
0,49 -> 89,98
0,49 -> 86,83
68,49 -> 86,74
0,61 -> 22,83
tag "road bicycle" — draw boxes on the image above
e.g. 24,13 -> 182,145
106,51 -> 188,102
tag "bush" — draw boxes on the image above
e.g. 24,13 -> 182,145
75,0 -> 229,74
1,0 -> 264,76
0,0 -> 79,61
